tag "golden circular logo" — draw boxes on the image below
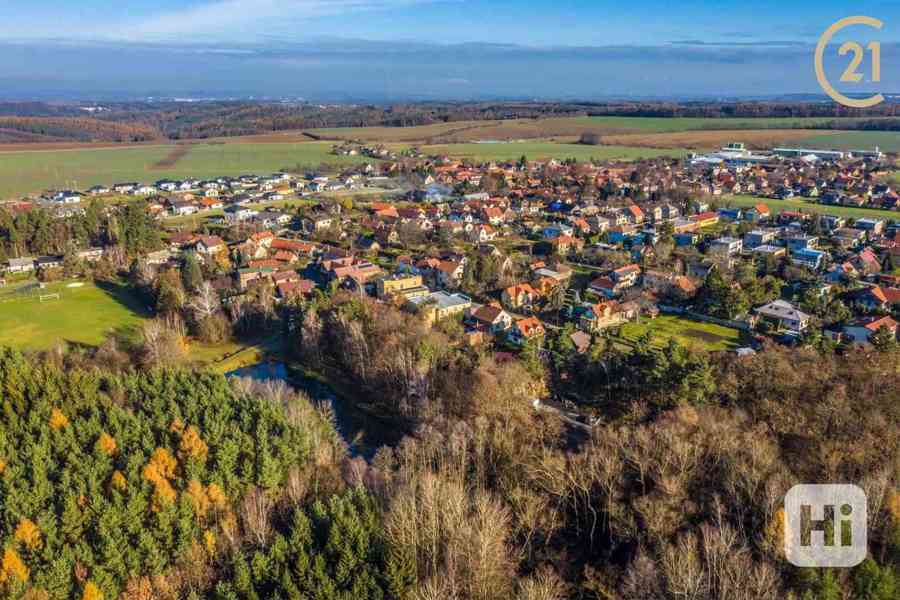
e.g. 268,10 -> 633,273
815,16 -> 884,108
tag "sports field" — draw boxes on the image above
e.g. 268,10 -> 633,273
419,141 -> 686,162
0,279 -> 149,349
0,141 -> 369,200
721,194 -> 900,221
618,315 -> 743,352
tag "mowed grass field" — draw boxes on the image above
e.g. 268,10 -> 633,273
0,141 -> 370,200
418,142 -> 686,162
618,315 -> 743,352
721,194 -> 900,221
0,280 -> 150,350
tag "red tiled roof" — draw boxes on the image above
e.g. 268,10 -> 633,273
514,316 -> 545,338
473,304 -> 506,324
863,315 -> 898,332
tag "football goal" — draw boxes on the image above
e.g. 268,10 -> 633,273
39,293 -> 61,302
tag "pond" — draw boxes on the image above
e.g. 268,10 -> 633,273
226,361 -> 401,459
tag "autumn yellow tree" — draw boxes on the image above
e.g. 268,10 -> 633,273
81,581 -> 102,600
185,480 -> 211,519
14,519 -> 41,551
142,448 -> 178,506
95,432 -> 117,455
49,408 -> 69,430
179,426 -> 208,463
0,547 -> 29,585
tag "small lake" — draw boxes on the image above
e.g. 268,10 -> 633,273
226,361 -> 399,459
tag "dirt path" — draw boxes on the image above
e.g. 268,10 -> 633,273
152,144 -> 193,169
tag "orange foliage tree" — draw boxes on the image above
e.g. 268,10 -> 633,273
14,519 -> 41,552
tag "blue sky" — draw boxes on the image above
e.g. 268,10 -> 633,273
0,1 -> 898,99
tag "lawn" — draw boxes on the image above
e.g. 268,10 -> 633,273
0,279 -> 150,350
419,142 -> 686,162
721,194 -> 900,221
0,141 -> 372,200
617,315 -> 743,352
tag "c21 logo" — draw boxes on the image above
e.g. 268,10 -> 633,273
815,16 -> 884,108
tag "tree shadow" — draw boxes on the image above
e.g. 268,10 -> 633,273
94,279 -> 154,318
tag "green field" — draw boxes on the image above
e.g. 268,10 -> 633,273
309,115 -> 877,142
721,194 -> 900,221
0,141 -> 370,200
792,131 -> 900,152
0,280 -> 150,350
618,315 -> 743,352
419,142 -> 686,162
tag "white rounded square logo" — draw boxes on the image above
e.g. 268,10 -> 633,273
784,484 -> 867,567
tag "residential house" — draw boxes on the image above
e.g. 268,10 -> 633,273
508,316 -> 545,346
195,235 -> 226,256
855,218 -> 885,236
708,237 -> 743,257
502,283 -> 541,312
576,300 -> 637,332
611,263 -> 641,286
743,229 -> 776,249
376,273 -> 428,300
790,248 -> 827,270
170,200 -> 199,217
407,291 -> 472,324
755,300 -> 811,332
786,235 -> 819,252
301,213 -> 334,234
6,257 -> 35,273
469,304 -> 513,334
842,315 -> 898,346
276,279 -> 315,302
850,285 -> 900,312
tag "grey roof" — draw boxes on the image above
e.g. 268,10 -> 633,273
755,300 -> 810,321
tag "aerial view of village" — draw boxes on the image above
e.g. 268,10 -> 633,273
0,2 -> 897,600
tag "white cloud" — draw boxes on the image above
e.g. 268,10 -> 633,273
111,0 -> 433,42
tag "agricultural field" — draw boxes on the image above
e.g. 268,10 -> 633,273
617,314 -> 743,352
0,141 -> 370,200
789,131 -> 900,152
418,141 -> 686,162
720,194 -> 900,221
307,115 -> 876,143
0,279 -> 150,350
600,128 -> 900,152
599,129 -> 842,150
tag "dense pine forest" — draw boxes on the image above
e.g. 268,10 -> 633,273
0,287 -> 898,599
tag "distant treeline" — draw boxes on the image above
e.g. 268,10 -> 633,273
0,116 -> 161,143
584,100 -> 900,126
0,100 -> 899,143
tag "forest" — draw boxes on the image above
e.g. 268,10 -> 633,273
0,118 -> 160,144
0,277 -> 898,598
